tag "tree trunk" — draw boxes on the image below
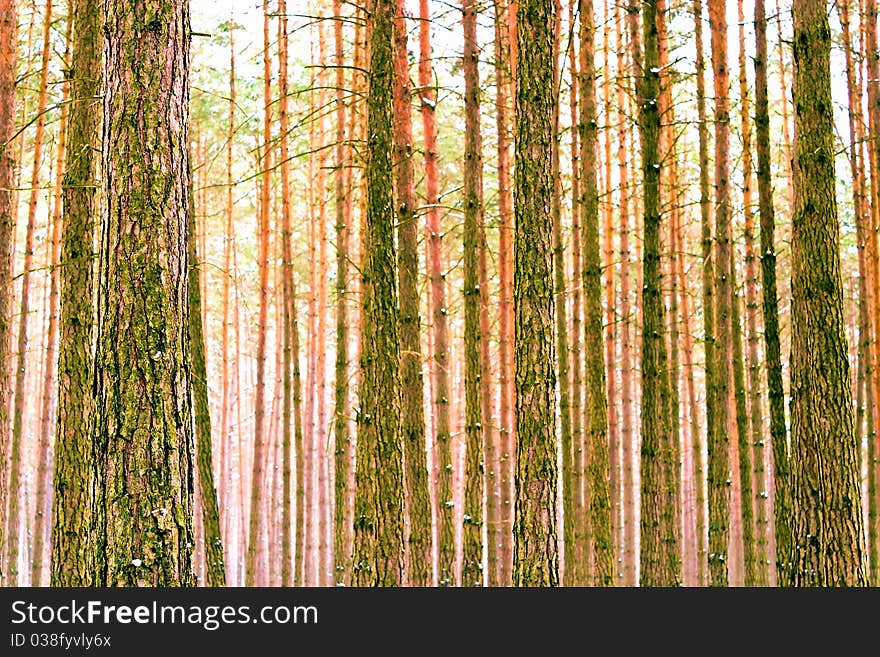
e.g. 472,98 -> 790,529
674,183 -> 702,586
635,0 -> 679,587
52,0 -> 99,587
753,0 -> 790,584
707,0 -> 732,587
739,0 -> 768,587
494,0 -> 516,586
91,0 -> 195,586
0,0 -> 13,585
393,0 -> 431,586
219,17 -> 237,582
6,0 -> 54,584
554,0 -> 575,586
566,0 -> 586,589
188,183 -> 226,586
616,3 -> 636,587
788,0 -> 869,586
775,0 -> 796,217
315,21 -> 331,587
462,0 -> 486,588
32,21 -> 70,586
353,0 -> 406,587
332,0 -> 353,587
418,0 -> 453,588
578,0 -> 612,586
246,0 -> 273,587
513,0 -> 559,588
600,0 -> 620,584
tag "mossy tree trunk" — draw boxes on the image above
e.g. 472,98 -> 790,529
392,0 -> 431,586
353,0 -> 406,587
636,0 -> 679,587
753,0 -> 789,585
513,0 -> 559,588
188,186 -> 226,587
788,0 -> 868,586
91,0 -> 195,586
462,0 -> 486,588
579,0 -> 613,587
707,0 -> 732,587
52,0 -> 100,587
332,0 -> 353,587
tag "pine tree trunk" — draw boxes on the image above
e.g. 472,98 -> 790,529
566,0 -> 586,589
246,0 -> 273,587
393,0 -> 431,586
332,0 -> 353,588
51,0 -> 99,587
0,0 -> 16,581
707,0 -> 732,587
513,0 -> 559,588
188,189 -> 226,587
353,0 -> 406,587
494,0 -> 516,586
674,191 -> 702,586
220,18 -> 236,582
32,23 -> 70,586
753,0 -> 790,584
635,0 -> 679,587
462,0 -> 486,588
417,0 -> 453,588
91,0 -> 195,586
616,4 -> 636,587
775,0 -> 796,218
578,0 -> 612,586
739,0 -> 768,587
657,0 -> 682,581
788,0 -> 868,586
554,0 -> 575,586
315,22 -> 331,586
691,0 -> 710,589
864,0 -> 880,585
6,0 -> 54,584
600,0 -> 620,584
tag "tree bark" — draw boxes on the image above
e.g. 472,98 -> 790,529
332,0 -> 353,588
0,0 -> 17,580
788,0 -> 869,586
579,0 -> 612,587
188,178 -> 226,587
636,0 -> 679,587
91,0 -> 195,586
393,0 -> 431,586
707,0 -> 732,587
418,0 -> 453,588
6,0 -> 55,584
353,0 -> 406,587
754,0 -> 790,584
462,0 -> 486,588
33,21 -> 70,586
51,0 -> 99,587
513,0 -> 559,588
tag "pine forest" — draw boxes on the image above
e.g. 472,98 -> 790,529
0,0 -> 877,588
